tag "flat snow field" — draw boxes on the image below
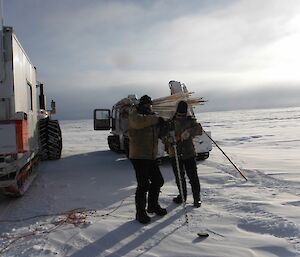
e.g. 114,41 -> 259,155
1,107 -> 300,257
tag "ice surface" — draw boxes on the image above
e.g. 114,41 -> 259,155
0,107 -> 299,257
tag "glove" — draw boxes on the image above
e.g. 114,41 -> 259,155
158,117 -> 165,125
181,130 -> 190,141
158,117 -> 171,139
167,136 -> 174,143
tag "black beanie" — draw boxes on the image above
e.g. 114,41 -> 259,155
139,95 -> 152,105
176,101 -> 188,114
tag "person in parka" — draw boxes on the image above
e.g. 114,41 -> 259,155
128,95 -> 167,224
165,101 -> 202,207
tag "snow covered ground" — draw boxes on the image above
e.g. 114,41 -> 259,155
1,107 -> 300,257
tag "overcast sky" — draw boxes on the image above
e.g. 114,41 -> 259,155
3,0 -> 300,119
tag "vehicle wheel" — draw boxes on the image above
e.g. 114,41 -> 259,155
47,120 -> 62,160
108,135 -> 120,152
39,118 -> 49,160
38,119 -> 62,160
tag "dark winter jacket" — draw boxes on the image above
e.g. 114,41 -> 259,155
128,107 -> 159,160
166,115 -> 202,160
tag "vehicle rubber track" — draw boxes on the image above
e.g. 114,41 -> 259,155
2,155 -> 39,197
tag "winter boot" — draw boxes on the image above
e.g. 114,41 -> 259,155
193,200 -> 202,208
147,205 -> 167,216
135,191 -> 150,224
191,178 -> 201,208
172,194 -> 186,204
147,186 -> 167,216
136,210 -> 151,224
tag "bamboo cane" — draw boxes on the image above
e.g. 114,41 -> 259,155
203,130 -> 248,181
170,125 -> 209,238
169,130 -> 189,224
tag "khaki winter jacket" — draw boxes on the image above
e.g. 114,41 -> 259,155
166,116 -> 202,160
128,108 -> 159,160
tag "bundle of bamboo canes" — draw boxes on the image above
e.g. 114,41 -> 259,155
152,92 -> 206,118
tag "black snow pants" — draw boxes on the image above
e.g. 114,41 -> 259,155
171,157 -> 200,202
130,159 -> 164,214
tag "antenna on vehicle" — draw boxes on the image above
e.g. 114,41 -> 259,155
0,0 -> 3,28
0,0 -> 5,83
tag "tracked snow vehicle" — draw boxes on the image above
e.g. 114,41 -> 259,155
93,81 -> 212,160
0,25 -> 62,196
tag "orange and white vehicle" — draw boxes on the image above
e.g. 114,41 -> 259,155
0,24 -> 62,196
